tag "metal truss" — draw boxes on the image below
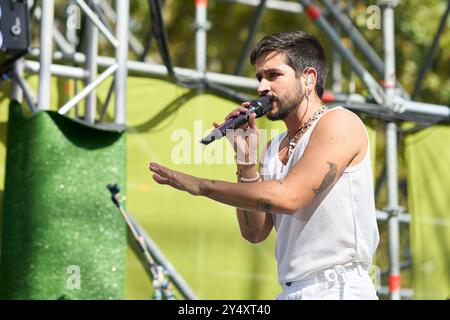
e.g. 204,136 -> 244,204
8,0 -> 450,300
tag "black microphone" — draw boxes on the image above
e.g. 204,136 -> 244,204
200,96 -> 272,145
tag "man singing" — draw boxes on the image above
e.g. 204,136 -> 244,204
149,31 -> 379,300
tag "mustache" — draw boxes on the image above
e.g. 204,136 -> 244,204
264,93 -> 278,102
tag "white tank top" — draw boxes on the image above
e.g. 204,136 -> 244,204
261,107 -> 379,285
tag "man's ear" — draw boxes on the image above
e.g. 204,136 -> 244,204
303,68 -> 318,98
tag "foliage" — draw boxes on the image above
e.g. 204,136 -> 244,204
123,0 -> 449,105
43,1 -> 450,105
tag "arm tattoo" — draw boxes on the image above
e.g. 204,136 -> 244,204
257,198 -> 273,213
243,210 -> 250,226
313,161 -> 337,196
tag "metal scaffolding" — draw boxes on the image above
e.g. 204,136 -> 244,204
8,0 -> 450,300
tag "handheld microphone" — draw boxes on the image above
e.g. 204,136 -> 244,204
200,96 -> 272,145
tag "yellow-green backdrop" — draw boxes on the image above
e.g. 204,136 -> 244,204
0,76 -> 380,299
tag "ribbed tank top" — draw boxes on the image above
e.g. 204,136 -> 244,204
261,107 -> 379,285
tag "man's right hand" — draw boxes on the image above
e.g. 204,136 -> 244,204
213,102 -> 260,164
215,103 -> 272,244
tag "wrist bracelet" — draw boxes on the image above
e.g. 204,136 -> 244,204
235,154 -> 257,166
239,172 -> 261,183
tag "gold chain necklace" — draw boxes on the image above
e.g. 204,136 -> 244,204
287,105 -> 328,157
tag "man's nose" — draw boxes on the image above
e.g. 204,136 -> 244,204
257,78 -> 271,96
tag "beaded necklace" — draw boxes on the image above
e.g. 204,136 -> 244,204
287,105 -> 328,157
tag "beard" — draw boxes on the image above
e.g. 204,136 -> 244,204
266,84 -> 304,121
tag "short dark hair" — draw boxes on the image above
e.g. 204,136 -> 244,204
250,31 -> 328,98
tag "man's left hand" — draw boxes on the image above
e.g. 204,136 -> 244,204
149,162 -> 203,196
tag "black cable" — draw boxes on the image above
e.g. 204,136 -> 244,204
148,0 -> 175,78
327,100 -> 449,128
29,0 -> 38,17
398,119 -> 448,133
90,1 -> 112,34
146,0 -> 257,104
139,28 -> 153,62
139,0 -> 157,62
412,1 -> 450,100
202,80 -> 254,103
75,17 -> 85,54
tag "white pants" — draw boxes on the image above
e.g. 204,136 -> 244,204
276,263 -> 379,300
